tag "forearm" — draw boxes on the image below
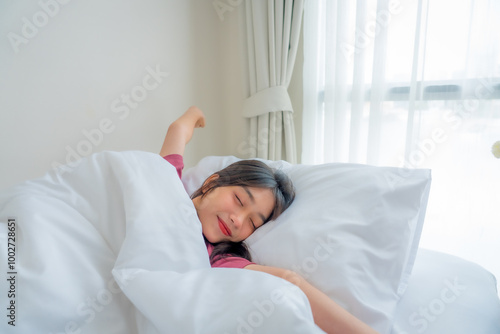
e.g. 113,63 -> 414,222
159,106 -> 205,157
159,121 -> 193,157
290,274 -> 378,334
245,264 -> 378,334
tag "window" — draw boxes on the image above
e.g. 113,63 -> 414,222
303,0 -> 500,288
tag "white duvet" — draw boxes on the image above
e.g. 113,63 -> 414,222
0,151 -> 322,334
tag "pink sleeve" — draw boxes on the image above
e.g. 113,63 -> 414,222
206,241 -> 255,269
163,154 -> 184,179
211,256 -> 255,269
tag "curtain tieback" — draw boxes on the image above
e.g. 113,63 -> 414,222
242,86 -> 293,118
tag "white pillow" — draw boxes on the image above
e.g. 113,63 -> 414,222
182,156 -> 432,334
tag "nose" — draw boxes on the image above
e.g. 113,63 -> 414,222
229,209 -> 246,229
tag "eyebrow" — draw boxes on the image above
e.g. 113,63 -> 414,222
242,186 -> 267,224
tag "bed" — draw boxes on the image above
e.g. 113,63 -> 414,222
0,150 -> 499,334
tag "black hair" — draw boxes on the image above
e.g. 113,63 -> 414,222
191,160 -> 295,265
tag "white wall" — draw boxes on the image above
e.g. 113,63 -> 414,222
0,0 -> 304,191
187,0 -> 249,160
0,0 -> 228,190
199,1 -> 254,161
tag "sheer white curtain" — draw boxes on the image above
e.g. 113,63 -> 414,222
241,0 -> 304,163
303,0 -> 500,286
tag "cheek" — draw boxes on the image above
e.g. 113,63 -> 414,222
195,197 -> 214,228
196,192 -> 233,223
241,229 -> 254,240
197,192 -> 217,211
240,220 -> 259,240
211,191 -> 235,211
206,189 -> 230,205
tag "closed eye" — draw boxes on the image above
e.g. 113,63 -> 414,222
236,192 -> 258,230
235,194 -> 243,206
250,218 -> 256,230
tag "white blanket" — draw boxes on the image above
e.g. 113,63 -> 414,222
0,151 -> 322,334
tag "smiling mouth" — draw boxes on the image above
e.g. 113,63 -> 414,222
218,217 -> 232,237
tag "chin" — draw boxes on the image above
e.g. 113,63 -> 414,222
203,231 -> 222,244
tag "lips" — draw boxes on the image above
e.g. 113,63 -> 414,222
218,217 -> 232,237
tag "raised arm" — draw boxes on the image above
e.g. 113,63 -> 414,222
244,264 -> 379,334
159,106 -> 206,157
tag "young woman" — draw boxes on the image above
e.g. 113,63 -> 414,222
160,106 -> 379,334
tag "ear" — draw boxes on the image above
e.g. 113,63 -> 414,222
201,173 -> 219,194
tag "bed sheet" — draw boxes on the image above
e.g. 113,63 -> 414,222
391,249 -> 500,334
0,151 -> 321,334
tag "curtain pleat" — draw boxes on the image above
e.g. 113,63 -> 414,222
366,0 -> 389,165
405,0 -> 428,162
349,0 -> 368,163
302,0 -> 322,164
241,0 -> 304,163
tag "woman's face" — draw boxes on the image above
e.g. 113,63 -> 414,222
192,179 -> 275,244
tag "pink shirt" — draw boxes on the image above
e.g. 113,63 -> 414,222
163,154 -> 254,269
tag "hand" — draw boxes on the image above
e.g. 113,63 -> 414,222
184,106 -> 206,129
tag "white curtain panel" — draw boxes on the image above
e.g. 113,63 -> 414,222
242,0 -> 304,163
303,0 -> 500,289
